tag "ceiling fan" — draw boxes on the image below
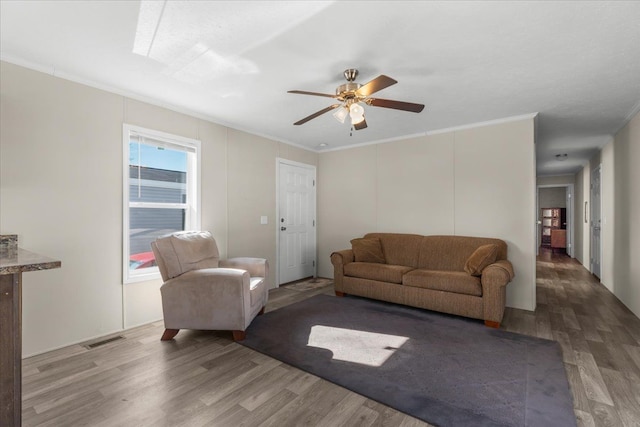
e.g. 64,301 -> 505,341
288,69 -> 425,130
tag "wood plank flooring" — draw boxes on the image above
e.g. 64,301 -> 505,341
22,255 -> 640,426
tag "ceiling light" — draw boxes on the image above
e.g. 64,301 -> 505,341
333,106 -> 348,123
351,114 -> 365,125
349,103 -> 365,124
555,154 -> 568,161
319,143 -> 328,147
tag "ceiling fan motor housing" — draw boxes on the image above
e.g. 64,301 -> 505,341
336,82 -> 362,98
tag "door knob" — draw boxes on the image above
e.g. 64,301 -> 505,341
281,227 -> 287,231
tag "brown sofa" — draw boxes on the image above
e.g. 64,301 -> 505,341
330,233 -> 515,327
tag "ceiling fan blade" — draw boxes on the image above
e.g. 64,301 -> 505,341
356,75 -> 397,97
293,104 -> 341,125
368,98 -> 425,113
354,118 -> 368,130
288,90 -> 338,99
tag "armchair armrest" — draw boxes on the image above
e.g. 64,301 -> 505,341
160,268 -> 251,331
220,257 -> 268,279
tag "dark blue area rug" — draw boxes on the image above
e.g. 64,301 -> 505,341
240,294 -> 576,427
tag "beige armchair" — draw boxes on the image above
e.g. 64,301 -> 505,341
151,231 -> 269,341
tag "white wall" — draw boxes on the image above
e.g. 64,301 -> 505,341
601,141 -> 615,293
574,168 -> 586,265
611,111 -> 640,316
227,130 -> 319,287
0,61 -> 318,356
580,166 -> 591,269
573,111 -> 640,317
318,117 -> 537,311
539,187 -> 567,209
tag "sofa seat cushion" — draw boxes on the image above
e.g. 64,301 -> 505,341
403,269 -> 482,296
344,262 -> 414,284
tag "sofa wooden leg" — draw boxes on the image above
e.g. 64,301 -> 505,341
484,320 -> 500,329
258,306 -> 265,315
232,330 -> 246,341
160,329 -> 179,341
335,291 -> 346,297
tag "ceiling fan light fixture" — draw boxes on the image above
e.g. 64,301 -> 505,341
351,113 -> 365,125
349,103 -> 365,124
555,153 -> 568,161
333,106 -> 348,123
288,69 -> 424,128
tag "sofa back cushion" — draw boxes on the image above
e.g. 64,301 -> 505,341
464,244 -> 499,276
351,237 -> 386,263
364,233 -> 424,268
418,235 -> 507,271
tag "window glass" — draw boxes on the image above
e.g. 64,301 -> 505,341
123,125 -> 200,283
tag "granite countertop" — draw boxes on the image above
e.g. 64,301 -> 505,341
0,247 -> 61,275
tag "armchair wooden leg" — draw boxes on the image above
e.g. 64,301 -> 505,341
258,306 -> 265,315
335,291 -> 346,297
232,330 -> 246,341
161,329 -> 179,341
484,320 -> 500,329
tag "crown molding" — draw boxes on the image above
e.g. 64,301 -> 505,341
319,113 -> 539,153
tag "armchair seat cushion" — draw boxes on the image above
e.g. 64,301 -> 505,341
403,269 -> 482,296
250,277 -> 266,307
344,262 -> 414,284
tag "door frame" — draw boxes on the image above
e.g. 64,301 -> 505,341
590,164 -> 602,278
275,158 -> 317,287
536,184 -> 574,257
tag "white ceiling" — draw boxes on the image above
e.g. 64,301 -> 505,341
2,1 -> 639,175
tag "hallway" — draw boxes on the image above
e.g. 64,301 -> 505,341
502,252 -> 640,426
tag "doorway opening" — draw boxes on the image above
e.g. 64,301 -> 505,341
536,184 -> 574,257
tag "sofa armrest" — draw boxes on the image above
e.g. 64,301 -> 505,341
330,249 -> 354,293
482,259 -> 515,284
330,249 -> 354,266
160,268 -> 251,330
220,257 -> 268,279
480,260 -> 514,325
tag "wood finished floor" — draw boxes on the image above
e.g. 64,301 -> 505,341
22,256 -> 640,426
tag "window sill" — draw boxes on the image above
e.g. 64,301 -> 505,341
124,269 -> 161,285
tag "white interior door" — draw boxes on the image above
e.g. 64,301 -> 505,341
278,161 -> 316,285
591,165 -> 602,278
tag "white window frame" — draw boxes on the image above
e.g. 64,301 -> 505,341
122,124 -> 201,284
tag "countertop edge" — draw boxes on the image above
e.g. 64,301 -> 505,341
0,248 -> 62,275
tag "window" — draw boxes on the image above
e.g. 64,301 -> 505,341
123,124 -> 201,283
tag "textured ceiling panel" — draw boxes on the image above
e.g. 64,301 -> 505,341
1,1 -> 639,175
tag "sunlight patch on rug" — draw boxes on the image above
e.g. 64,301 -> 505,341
307,325 -> 408,367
